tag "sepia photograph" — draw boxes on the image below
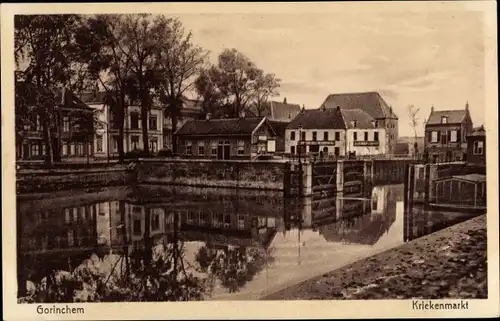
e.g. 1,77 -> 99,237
2,1 -> 498,320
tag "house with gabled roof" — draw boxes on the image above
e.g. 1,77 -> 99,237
174,110 -> 277,160
16,83 -> 95,162
424,102 -> 473,163
320,91 -> 399,155
285,105 -> 347,158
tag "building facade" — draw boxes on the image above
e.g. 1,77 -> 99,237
341,109 -> 387,157
175,113 -> 277,160
424,103 -> 473,163
16,84 -> 95,162
79,92 -> 204,159
285,106 -> 347,158
320,91 -> 399,155
466,125 -> 486,166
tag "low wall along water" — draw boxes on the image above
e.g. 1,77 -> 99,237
16,158 -> 416,195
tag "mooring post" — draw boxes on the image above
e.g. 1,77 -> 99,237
424,163 -> 431,209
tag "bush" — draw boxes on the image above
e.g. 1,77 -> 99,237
123,149 -> 151,160
157,149 -> 173,158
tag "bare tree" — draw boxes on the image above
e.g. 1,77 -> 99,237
154,17 -> 208,154
407,104 -> 420,158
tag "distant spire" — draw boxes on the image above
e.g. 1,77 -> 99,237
465,101 -> 469,111
283,97 -> 287,104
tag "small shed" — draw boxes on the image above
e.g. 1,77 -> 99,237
433,174 -> 486,208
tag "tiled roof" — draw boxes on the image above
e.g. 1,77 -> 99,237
321,91 -> 397,119
426,109 -> 466,125
340,108 -> 376,129
175,117 -> 266,136
286,107 -> 346,130
265,101 -> 301,121
17,83 -> 92,111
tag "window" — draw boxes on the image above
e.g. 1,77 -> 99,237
450,130 -> 458,142
63,116 -> 70,132
457,129 -> 461,143
323,131 -> 329,141
441,132 -> 448,144
372,198 -> 378,211
149,116 -> 157,130
130,112 -> 140,129
198,141 -> 205,155
322,147 -> 328,154
301,131 -> 306,141
31,144 -> 40,156
441,116 -> 448,124
290,131 -> 296,141
75,143 -> 81,156
187,211 -> 195,224
335,132 -> 340,141
112,137 -> 118,152
474,141 -> 484,155
374,121 -> 378,128
334,147 -> 340,157
374,132 -> 379,141
62,143 -> 68,156
211,141 -> 217,156
237,215 -> 245,230
133,219 -> 142,236
290,146 -> 296,154
151,213 -> 160,231
237,140 -> 245,155
353,132 -> 358,141
364,131 -> 369,141
312,131 -> 317,141
431,131 -> 438,143
185,141 -> 192,155
96,135 -> 103,152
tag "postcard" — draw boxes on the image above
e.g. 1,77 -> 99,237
2,1 -> 498,319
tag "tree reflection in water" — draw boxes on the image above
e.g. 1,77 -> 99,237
195,244 -> 274,293
19,212 -> 275,302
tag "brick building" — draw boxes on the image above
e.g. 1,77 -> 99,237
16,83 -> 94,162
424,103 -> 473,163
175,111 -> 277,160
466,125 -> 486,166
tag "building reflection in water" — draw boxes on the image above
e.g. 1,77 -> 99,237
19,180 -> 481,303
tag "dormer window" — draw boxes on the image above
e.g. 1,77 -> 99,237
441,116 -> 448,124
352,121 -> 357,128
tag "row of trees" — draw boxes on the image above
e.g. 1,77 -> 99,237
15,14 -> 281,165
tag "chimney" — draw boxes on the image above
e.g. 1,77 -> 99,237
431,105 -> 434,113
301,104 -> 306,112
283,97 -> 287,104
206,113 -> 212,120
336,105 -> 340,111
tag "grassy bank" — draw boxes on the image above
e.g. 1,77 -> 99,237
264,215 -> 487,300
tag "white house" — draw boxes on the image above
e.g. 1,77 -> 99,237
341,109 -> 387,156
285,106 -> 347,158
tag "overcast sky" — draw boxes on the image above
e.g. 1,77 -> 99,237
177,10 -> 486,137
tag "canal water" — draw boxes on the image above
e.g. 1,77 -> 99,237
16,183 -> 482,302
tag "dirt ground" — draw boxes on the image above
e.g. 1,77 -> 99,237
264,215 -> 487,300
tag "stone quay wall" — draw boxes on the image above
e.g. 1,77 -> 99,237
135,159 -> 288,191
16,166 -> 133,194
